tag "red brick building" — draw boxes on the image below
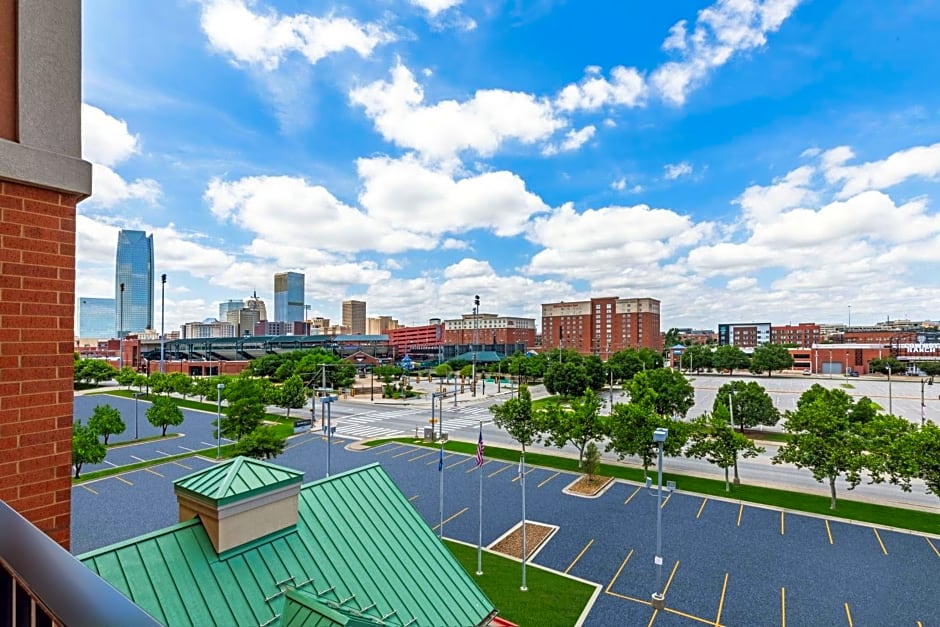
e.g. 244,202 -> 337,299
443,313 -> 537,348
387,322 -> 444,353
771,323 -> 821,348
0,0 -> 92,549
541,297 -> 662,358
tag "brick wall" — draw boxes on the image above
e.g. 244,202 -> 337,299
0,180 -> 76,549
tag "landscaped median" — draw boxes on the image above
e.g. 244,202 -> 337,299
366,437 -> 940,535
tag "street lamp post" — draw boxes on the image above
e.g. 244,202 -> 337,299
727,389 -> 740,485
322,395 -> 336,477
216,383 -> 225,459
887,365 -> 893,415
828,349 -> 832,379
921,378 -> 927,426
651,427 -> 668,610
133,392 -> 141,440
118,283 -> 125,371
472,295 -> 479,397
160,274 -> 166,373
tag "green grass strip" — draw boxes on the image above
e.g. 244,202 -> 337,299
368,437 -> 940,535
445,540 -> 595,627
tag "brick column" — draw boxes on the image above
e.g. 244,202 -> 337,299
0,180 -> 76,549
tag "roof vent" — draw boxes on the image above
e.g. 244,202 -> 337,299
173,457 -> 304,555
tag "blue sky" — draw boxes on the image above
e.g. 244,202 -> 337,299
77,0 -> 940,333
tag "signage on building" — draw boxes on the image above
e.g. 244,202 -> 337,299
898,344 -> 940,353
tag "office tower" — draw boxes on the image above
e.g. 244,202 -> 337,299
226,308 -> 260,337
274,272 -> 305,322
245,290 -> 267,321
342,300 -> 367,335
219,299 -> 245,321
115,229 -> 154,335
79,297 -> 116,339
541,296 -> 662,356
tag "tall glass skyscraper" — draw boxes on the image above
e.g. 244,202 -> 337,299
115,230 -> 154,335
274,272 -> 304,323
78,297 -> 116,339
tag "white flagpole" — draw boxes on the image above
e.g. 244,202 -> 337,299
520,450 -> 527,591
439,441 -> 444,539
476,420 -> 483,575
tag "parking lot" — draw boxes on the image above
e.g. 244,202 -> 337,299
73,433 -> 940,625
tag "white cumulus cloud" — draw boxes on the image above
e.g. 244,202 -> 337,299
664,161 -> 693,180
554,66 -> 647,112
542,125 -> 596,156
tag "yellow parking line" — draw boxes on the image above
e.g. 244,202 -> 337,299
80,484 -> 97,494
605,549 -> 634,593
714,573 -> 729,626
145,468 -> 164,478
916,621 -> 923,627
825,520 -> 834,545
781,587 -> 786,627
427,453 -> 455,466
511,467 -> 536,483
487,464 -> 511,478
926,537 -> 940,558
737,503 -> 744,527
624,486 -> 641,505
375,444 -> 404,455
446,457 -> 472,470
844,602 -> 853,627
660,493 -> 672,509
409,450 -> 435,462
408,494 -> 419,502
695,498 -> 707,519
467,460 -> 491,473
115,476 -> 133,486
392,448 -> 415,458
662,607 -> 715,625
647,561 -> 680,627
432,507 -> 468,531
538,472 -> 560,488
873,529 -> 888,555
780,511 -> 785,536
564,539 -> 594,574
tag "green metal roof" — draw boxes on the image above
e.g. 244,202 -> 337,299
279,588 -> 380,627
80,463 -> 495,627
173,457 -> 304,506
453,350 -> 504,363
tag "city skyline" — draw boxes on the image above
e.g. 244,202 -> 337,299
114,229 -> 154,335
77,1 -> 940,333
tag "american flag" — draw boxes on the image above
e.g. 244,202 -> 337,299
475,425 -> 485,467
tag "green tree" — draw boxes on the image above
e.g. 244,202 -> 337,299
628,368 -> 695,419
72,421 -> 106,478
637,348 -> 664,370
748,344 -> 794,377
74,359 -> 117,385
682,344 -> 713,372
192,377 -> 217,402
663,328 -> 682,350
772,386 -> 865,509
685,413 -> 764,490
913,423 -> 940,497
490,385 -> 539,456
148,372 -> 171,396
538,389 -> 607,467
87,404 -> 126,445
544,360 -> 590,397
583,355 -> 607,391
114,366 -> 138,389
713,381 -> 780,432
582,441 -> 601,481
167,372 -> 194,398
918,362 -> 940,376
233,426 -> 287,460
277,374 -> 308,420
220,375 -> 266,441
606,399 -> 690,476
607,349 -> 646,382
146,396 -> 185,437
867,356 -> 905,375
433,363 -> 453,381
862,413 -> 918,491
712,345 -> 750,375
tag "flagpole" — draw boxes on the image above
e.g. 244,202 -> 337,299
439,439 -> 444,539
476,420 -> 483,575
520,450 -> 527,591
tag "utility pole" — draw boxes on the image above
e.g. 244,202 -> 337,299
472,295 -> 479,397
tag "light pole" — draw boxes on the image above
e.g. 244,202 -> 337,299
160,274 -> 166,373
651,427 -> 668,610
887,364 -> 893,415
921,378 -> 927,426
848,304 -> 851,327
216,383 -> 225,459
133,392 -> 141,440
322,395 -> 336,477
727,388 -> 740,484
828,349 -> 832,379
844,351 -> 849,376
472,295 -> 479,397
118,283 -> 125,371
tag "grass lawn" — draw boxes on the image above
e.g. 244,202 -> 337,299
372,438 -> 940,535
445,540 -> 595,627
